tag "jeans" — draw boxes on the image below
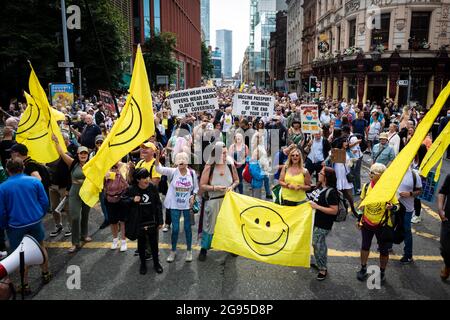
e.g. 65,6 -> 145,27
170,209 -> 192,251
263,176 -> 270,195
236,166 -> 244,194
99,191 -> 109,223
352,157 -> 363,193
403,211 -> 414,258
440,221 -> 450,267
312,226 -> 330,271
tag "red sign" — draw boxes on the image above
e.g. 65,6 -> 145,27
98,90 -> 115,112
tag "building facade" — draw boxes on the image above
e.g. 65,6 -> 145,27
269,11 -> 288,92
201,0 -> 210,46
301,0 -> 318,95
216,29 -> 233,78
285,0 -> 303,93
211,47 -> 222,81
131,0 -> 201,89
310,0 -> 450,108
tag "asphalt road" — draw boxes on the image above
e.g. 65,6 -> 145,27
8,156 -> 450,300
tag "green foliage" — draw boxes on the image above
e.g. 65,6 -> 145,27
142,32 -> 179,90
201,42 -> 214,79
0,0 -> 128,105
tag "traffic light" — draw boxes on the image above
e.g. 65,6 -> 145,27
316,81 -> 322,94
309,76 -> 317,93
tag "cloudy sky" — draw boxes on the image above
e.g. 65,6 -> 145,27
210,0 -> 250,75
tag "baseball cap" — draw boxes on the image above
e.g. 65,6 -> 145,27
9,143 -> 28,156
379,132 -> 389,140
77,146 -> 89,154
95,135 -> 104,143
141,142 -> 157,150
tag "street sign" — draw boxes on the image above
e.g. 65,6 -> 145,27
156,75 -> 169,85
397,80 -> 409,86
58,62 -> 74,68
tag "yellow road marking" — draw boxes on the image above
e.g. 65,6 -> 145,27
421,203 -> 442,221
412,228 -> 440,241
44,242 -> 443,262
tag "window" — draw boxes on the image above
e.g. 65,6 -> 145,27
337,25 -> 341,51
154,0 -> 161,35
371,13 -> 390,49
143,0 -> 151,40
348,19 -> 356,47
410,12 -> 430,45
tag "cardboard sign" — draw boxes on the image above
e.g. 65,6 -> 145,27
233,93 -> 275,118
169,87 -> 218,115
98,90 -> 115,112
289,92 -> 298,101
300,104 -> 320,134
330,148 -> 346,164
418,171 -> 439,203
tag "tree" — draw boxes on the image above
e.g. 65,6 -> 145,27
201,42 -> 214,79
142,32 -> 178,90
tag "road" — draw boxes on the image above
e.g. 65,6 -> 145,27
7,156 -> 450,300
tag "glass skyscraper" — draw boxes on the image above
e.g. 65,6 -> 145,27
216,29 -> 233,79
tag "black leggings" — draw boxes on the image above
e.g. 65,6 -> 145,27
138,227 -> 159,265
414,198 -> 422,217
341,189 -> 358,216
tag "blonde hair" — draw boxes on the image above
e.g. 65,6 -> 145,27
174,152 -> 189,166
285,148 -> 304,169
370,163 -> 386,175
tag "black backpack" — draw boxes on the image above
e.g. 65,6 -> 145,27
24,158 -> 51,189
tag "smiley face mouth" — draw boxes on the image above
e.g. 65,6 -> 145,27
241,224 -> 286,245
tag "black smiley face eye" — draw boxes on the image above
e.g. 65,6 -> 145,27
266,221 -> 271,228
255,218 -> 259,224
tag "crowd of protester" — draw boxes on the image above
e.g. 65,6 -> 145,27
0,85 -> 450,297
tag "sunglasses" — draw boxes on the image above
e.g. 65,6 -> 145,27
291,154 -> 300,158
96,141 -> 103,144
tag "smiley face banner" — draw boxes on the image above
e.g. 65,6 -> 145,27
212,191 -> 313,267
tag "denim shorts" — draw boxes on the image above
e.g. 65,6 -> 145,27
6,222 -> 45,252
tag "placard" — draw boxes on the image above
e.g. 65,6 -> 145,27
289,92 -> 298,101
98,90 -> 115,112
168,86 -> 218,116
418,171 -> 439,203
233,93 -> 275,118
49,83 -> 74,107
300,104 -> 320,133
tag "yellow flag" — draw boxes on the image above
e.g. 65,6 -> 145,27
51,108 -> 67,122
79,45 -> 155,207
420,120 -> 450,182
15,65 -> 67,164
360,82 -> 450,207
211,192 -> 313,267
239,82 -> 245,92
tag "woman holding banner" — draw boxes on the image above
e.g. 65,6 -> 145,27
198,142 -> 239,261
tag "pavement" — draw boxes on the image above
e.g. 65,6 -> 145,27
5,155 -> 450,300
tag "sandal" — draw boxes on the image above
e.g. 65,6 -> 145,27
42,272 -> 52,284
82,237 -> 92,243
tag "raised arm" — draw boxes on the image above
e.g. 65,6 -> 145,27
52,134 -> 74,167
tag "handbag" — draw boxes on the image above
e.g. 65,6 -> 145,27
125,206 -> 141,241
379,210 -> 394,243
345,164 -> 355,184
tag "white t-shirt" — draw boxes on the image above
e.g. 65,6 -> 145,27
221,113 -> 233,132
397,169 -> 422,212
349,135 -> 362,159
156,165 -> 199,210
388,133 -> 400,155
368,122 -> 381,140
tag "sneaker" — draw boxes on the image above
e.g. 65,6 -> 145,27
99,221 -> 110,230
120,240 -> 127,252
186,250 -> 193,262
154,262 -> 163,274
440,266 -> 450,280
50,225 -> 63,237
400,256 -> 413,264
0,251 -> 7,259
162,225 -> 170,232
198,248 -> 207,261
64,230 -> 72,237
111,238 -> 118,250
411,215 -> 422,224
166,251 -> 176,263
357,267 -> 368,281
41,271 -> 52,284
139,263 -> 147,275
317,271 -> 327,281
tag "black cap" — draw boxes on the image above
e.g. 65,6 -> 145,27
8,143 -> 28,156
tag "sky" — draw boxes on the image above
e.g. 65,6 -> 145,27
210,0 -> 250,75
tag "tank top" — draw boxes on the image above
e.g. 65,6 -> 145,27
281,168 -> 306,202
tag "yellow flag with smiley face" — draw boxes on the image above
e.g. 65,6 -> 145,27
212,192 -> 313,267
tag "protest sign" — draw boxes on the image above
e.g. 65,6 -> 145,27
289,92 -> 298,101
98,90 -> 115,112
169,87 -> 218,116
300,104 -> 320,133
233,93 -> 275,118
49,83 -> 74,107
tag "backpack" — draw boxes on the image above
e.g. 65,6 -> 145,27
24,158 -> 51,189
242,162 -> 252,183
104,171 -> 129,203
325,188 -> 349,222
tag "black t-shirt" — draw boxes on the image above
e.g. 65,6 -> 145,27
0,139 -> 15,167
310,187 -> 339,230
439,175 -> 450,219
